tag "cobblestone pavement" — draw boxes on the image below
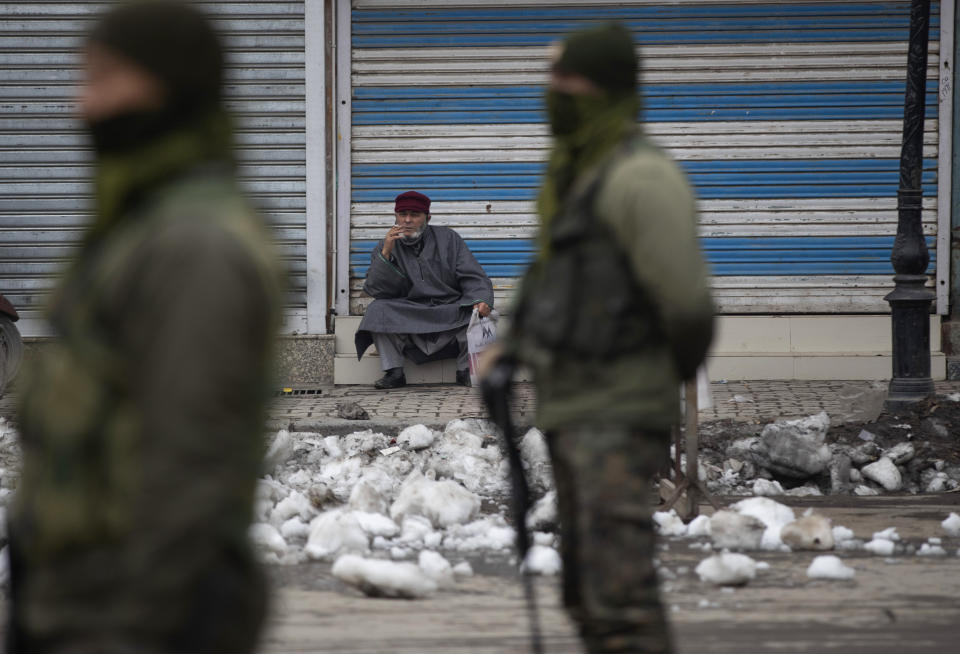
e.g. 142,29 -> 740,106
6,380 -> 960,430
267,380 -> 960,429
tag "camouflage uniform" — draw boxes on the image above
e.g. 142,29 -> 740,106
7,6 -> 282,651
549,428 -> 670,652
9,162 -> 282,654
506,24 -> 714,654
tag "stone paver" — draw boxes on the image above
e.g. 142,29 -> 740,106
6,380 -> 960,432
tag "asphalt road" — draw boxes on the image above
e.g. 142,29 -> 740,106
260,494 -> 960,654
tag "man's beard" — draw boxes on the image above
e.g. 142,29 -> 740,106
400,224 -> 427,245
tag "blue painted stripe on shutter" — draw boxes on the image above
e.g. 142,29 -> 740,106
350,158 -> 938,201
353,2 -> 940,47
350,236 -> 937,278
353,82 -> 937,124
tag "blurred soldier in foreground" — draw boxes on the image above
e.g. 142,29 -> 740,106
494,23 -> 714,654
8,2 -> 281,652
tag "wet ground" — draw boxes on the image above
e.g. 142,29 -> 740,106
261,493 -> 960,653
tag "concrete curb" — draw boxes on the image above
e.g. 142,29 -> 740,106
264,417 -> 535,436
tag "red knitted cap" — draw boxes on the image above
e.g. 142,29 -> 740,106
394,190 -> 431,214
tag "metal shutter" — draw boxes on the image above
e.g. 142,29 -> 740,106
342,0 -> 947,315
0,1 -> 307,336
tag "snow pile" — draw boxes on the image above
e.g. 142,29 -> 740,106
729,497 -> 796,551
418,550 -> 455,587
752,479 -> 785,496
653,509 -> 688,537
942,512 -> 960,537
872,527 -> 900,542
832,525 -> 855,542
241,420 -> 538,569
305,509 -> 374,560
523,545 -> 562,575
686,515 -> 712,538
863,529 -> 898,556
332,554 -> 438,599
806,555 -> 855,580
695,552 -> 757,586
249,523 -> 287,558
397,424 -> 436,451
700,409 -> 960,497
443,516 -> 516,552
917,539 -> 947,557
709,511 -> 765,550
390,470 -> 481,528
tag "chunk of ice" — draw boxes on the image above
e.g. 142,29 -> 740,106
695,552 -> 757,586
872,527 -> 900,542
418,550 -> 455,587
806,555 -> 855,580
332,554 -> 437,599
863,538 -> 896,556
917,543 -> 947,557
249,522 -> 288,556
653,509 -> 688,537
942,512 -> 960,537
523,545 -> 562,576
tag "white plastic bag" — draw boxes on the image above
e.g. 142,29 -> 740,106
466,307 -> 499,386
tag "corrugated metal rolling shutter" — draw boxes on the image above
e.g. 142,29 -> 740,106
345,0 -> 944,315
0,1 -> 307,336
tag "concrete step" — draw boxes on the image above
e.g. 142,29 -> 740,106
334,314 -> 947,383
334,354 -> 458,385
708,351 -> 946,381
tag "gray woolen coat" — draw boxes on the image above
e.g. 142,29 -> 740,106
354,225 -> 494,360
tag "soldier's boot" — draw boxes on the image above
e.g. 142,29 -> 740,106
455,369 -> 471,387
374,367 -> 406,389
580,619 -> 672,654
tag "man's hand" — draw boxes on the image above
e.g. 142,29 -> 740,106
381,225 -> 405,259
476,301 -> 492,317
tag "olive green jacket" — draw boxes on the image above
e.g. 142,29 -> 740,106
11,166 -> 282,648
512,140 -> 714,431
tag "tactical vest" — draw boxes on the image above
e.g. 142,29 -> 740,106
515,138 -> 663,361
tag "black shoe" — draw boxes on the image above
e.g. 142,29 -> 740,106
374,367 -> 406,389
456,369 -> 471,387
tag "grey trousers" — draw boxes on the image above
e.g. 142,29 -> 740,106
371,327 -> 468,371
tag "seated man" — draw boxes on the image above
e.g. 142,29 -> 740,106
355,191 -> 494,389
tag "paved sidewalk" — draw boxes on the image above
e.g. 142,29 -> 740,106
267,380 -> 960,433
6,379 -> 960,433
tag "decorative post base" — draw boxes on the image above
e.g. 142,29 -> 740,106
885,273 -> 935,409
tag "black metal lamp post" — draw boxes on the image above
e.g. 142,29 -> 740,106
885,0 -> 935,406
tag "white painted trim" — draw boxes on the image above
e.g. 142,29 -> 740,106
305,0 -> 328,334
334,0 -> 352,318
938,0 -> 955,314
